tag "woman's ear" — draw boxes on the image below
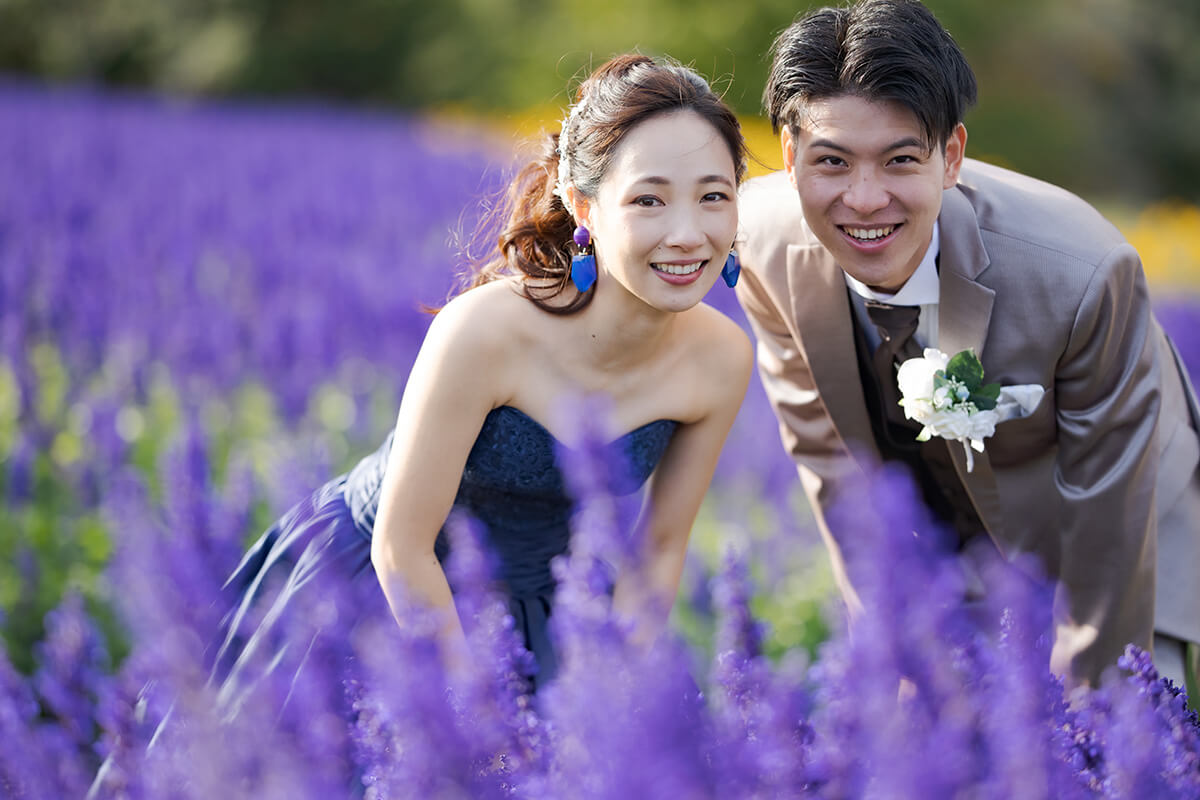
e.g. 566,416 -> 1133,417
566,186 -> 591,229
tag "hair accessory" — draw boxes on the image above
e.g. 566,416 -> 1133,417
553,98 -> 587,217
571,225 -> 597,292
721,250 -> 741,288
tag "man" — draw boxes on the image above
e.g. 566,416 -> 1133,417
735,0 -> 1200,687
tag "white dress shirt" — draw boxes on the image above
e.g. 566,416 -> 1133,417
844,220 -> 941,348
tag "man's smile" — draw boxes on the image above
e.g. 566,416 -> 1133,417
838,223 -> 902,249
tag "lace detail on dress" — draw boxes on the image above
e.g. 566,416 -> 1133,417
344,405 -> 678,542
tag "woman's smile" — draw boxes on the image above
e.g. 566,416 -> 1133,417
651,259 -> 708,284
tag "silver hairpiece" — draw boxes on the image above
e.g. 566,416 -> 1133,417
553,100 -> 583,219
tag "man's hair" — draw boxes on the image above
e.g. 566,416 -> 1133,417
764,0 -> 977,148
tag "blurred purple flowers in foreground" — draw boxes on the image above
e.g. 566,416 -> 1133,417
7,424 -> 1200,799
2,83 -> 1199,797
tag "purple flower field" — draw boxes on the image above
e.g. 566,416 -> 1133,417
2,82 -> 1199,798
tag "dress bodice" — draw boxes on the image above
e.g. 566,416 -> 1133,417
343,405 -> 678,598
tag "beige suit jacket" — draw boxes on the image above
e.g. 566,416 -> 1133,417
736,159 -> 1200,685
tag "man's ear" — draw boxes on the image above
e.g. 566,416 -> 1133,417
781,126 -> 798,190
943,123 -> 968,189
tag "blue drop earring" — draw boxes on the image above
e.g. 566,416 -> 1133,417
721,250 -> 741,288
571,225 -> 597,293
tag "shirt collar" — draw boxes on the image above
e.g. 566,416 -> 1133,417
844,220 -> 940,306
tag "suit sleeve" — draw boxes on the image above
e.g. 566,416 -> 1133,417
1052,241 -> 1158,684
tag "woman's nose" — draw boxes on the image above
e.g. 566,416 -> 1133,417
664,208 -> 707,249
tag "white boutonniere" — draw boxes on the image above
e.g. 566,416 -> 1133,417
897,348 -> 1045,472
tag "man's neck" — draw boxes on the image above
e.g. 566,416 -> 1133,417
845,220 -> 941,306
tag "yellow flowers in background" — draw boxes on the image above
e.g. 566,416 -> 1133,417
1115,204 -> 1200,290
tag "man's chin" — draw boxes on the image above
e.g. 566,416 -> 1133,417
846,268 -> 911,293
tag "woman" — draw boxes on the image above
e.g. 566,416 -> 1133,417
214,53 -> 752,702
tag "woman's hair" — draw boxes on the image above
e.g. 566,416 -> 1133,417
457,53 -> 747,314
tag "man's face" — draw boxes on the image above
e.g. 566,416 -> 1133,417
783,95 -> 966,292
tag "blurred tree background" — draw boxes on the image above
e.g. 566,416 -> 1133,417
1,0 -> 1197,203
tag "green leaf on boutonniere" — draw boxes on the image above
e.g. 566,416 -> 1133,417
970,382 -> 1001,411
946,349 -> 985,390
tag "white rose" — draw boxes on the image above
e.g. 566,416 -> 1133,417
897,349 -> 947,396
898,348 -> 951,422
918,407 -> 999,443
932,384 -> 954,410
901,398 -> 935,423
921,409 -> 977,440
965,408 -> 1000,441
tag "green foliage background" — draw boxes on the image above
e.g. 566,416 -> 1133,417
3,0 -> 1199,204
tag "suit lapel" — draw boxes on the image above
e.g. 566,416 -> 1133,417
936,187 -> 1009,550
786,243 -> 879,463
936,188 -> 994,357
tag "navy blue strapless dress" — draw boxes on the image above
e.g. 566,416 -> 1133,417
211,405 -> 677,702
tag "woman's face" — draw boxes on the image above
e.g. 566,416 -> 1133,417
579,110 -> 738,314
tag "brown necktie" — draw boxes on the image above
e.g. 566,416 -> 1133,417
861,298 -> 985,537
864,300 -> 922,427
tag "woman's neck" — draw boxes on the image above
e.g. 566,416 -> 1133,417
574,284 -> 678,375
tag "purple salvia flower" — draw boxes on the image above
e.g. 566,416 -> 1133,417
4,431 -> 35,506
710,549 -> 768,718
259,571 -> 371,795
442,512 -> 549,786
1100,678 -> 1179,798
709,548 -> 815,797
1118,645 -> 1200,795
160,416 -> 246,619
348,596 -> 490,797
32,592 -> 110,751
90,646 -> 175,800
542,407 -> 716,798
970,549 -> 1086,799
0,645 -> 56,799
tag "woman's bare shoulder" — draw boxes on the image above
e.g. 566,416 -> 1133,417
422,279 -> 563,396
430,279 -> 537,347
437,277 -> 526,321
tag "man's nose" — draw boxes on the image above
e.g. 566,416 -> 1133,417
842,169 -> 890,215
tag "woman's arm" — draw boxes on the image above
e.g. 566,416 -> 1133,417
370,287 -> 514,670
613,313 -> 753,639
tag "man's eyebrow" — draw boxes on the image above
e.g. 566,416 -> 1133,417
885,136 -> 928,152
807,136 -> 928,154
808,138 -> 851,154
